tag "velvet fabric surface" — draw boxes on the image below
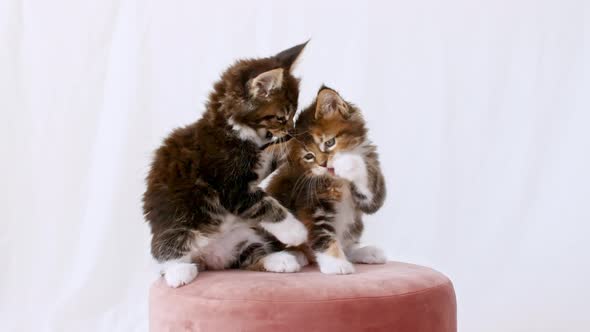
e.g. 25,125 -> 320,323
149,262 -> 456,332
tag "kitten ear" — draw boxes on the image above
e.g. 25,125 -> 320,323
249,68 -> 284,99
274,40 -> 309,71
314,87 -> 351,120
285,138 -> 297,152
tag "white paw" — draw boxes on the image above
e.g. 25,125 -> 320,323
332,153 -> 372,199
164,263 -> 198,288
332,152 -> 365,182
263,251 -> 302,273
316,253 -> 355,275
261,213 -> 308,246
348,246 -> 387,264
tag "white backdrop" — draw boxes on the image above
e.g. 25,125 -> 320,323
2,0 -> 589,331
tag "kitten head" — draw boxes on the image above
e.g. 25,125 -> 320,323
286,136 -> 331,177
209,41 -> 308,146
295,86 -> 367,162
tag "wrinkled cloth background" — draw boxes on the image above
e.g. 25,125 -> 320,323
1,0 -> 588,331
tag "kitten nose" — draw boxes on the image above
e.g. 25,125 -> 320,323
277,116 -> 286,124
321,161 -> 327,167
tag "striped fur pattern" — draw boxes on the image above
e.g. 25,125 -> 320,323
143,42 -> 310,287
266,87 -> 387,274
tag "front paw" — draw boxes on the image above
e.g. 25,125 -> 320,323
261,214 -> 308,246
332,153 -> 372,199
262,251 -> 302,273
164,263 -> 198,288
348,246 -> 387,264
316,253 -> 355,275
332,153 -> 366,183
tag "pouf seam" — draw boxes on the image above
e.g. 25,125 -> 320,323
157,279 -> 453,303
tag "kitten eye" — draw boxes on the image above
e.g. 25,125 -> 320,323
276,116 -> 286,123
325,138 -> 336,148
265,131 -> 273,139
303,153 -> 315,161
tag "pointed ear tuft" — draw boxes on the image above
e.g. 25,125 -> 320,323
249,68 -> 284,99
314,88 -> 351,120
274,40 -> 309,71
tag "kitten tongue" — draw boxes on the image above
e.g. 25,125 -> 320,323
327,167 -> 335,175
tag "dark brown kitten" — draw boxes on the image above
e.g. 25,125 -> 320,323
266,87 -> 387,274
143,42 -> 310,287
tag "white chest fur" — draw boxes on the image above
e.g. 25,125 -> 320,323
195,215 -> 262,270
333,185 -> 356,243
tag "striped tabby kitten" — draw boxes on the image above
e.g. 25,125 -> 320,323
266,87 -> 387,274
143,42 -> 310,287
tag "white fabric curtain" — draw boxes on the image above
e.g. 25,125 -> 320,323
2,0 -> 588,331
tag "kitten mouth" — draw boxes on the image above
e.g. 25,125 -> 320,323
327,167 -> 335,175
274,131 -> 291,139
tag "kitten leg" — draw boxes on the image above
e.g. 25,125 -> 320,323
151,228 -> 198,287
310,211 -> 354,274
259,213 -> 308,247
237,238 -> 304,273
346,245 -> 387,264
315,241 -> 355,275
256,140 -> 290,181
261,251 -> 303,273
285,247 -> 311,267
332,152 -> 372,200
241,250 -> 303,273
332,151 -> 386,214
160,256 -> 199,288
239,191 -> 308,246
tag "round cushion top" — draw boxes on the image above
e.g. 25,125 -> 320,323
150,262 -> 456,332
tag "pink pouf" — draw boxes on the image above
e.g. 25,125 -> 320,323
149,262 -> 456,332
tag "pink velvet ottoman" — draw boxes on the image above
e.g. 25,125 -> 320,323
149,262 -> 456,332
